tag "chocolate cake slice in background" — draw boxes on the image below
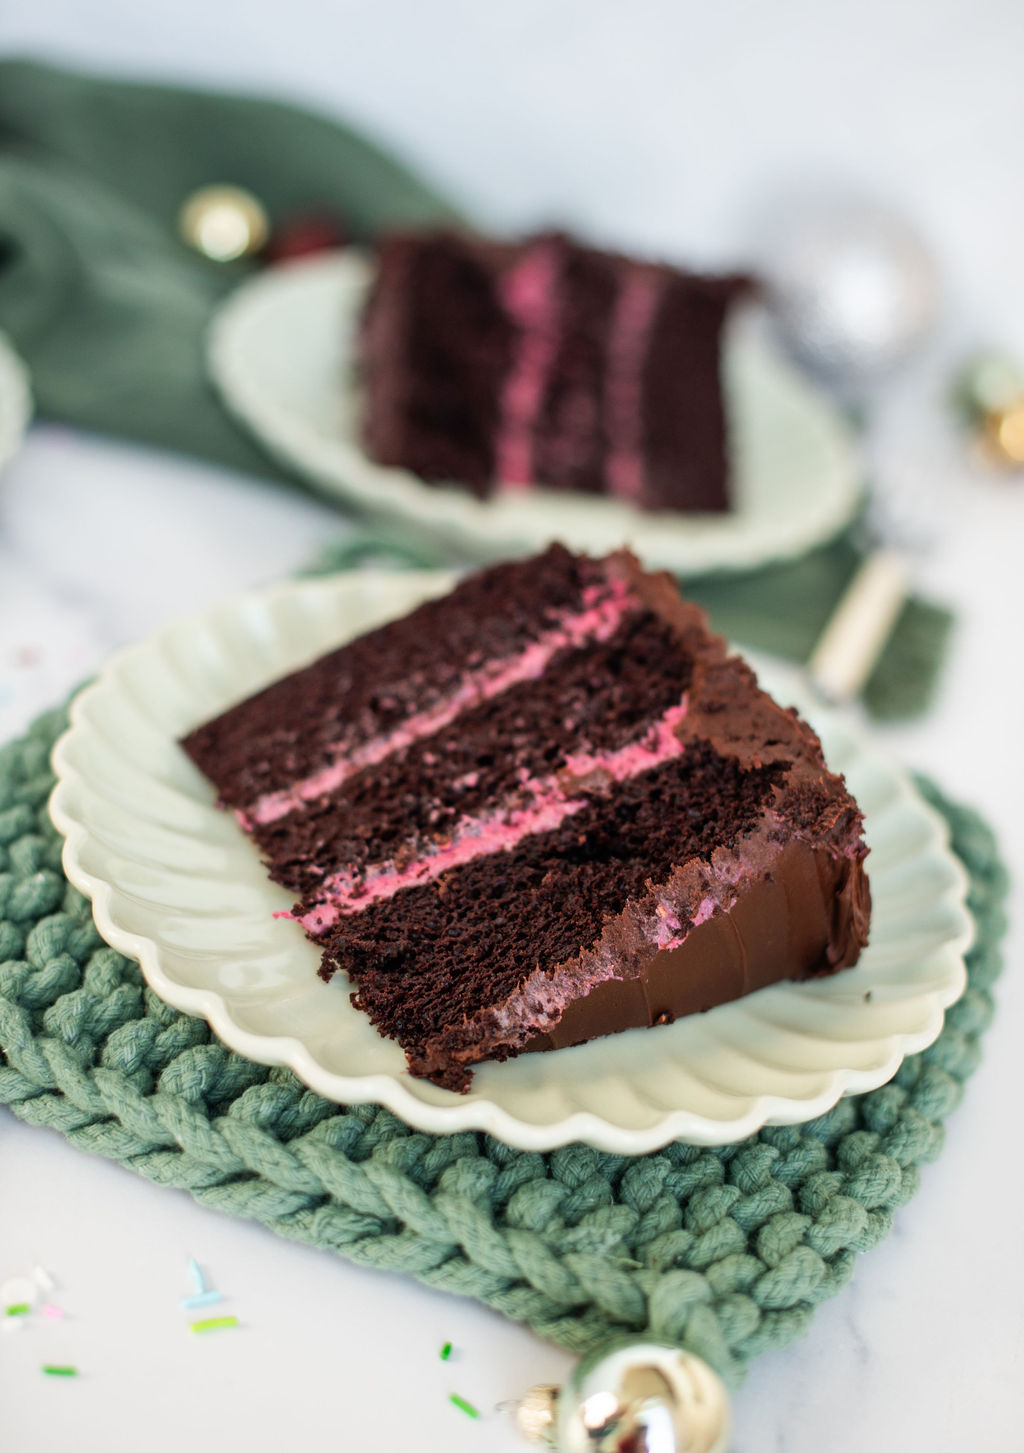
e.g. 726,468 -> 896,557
182,546 -> 870,1092
358,230 -> 752,511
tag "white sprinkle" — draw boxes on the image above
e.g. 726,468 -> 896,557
2,1316 -> 26,1335
33,1265 -> 56,1293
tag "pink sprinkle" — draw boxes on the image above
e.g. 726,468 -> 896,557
272,910 -> 294,920
41,1305 -> 65,1321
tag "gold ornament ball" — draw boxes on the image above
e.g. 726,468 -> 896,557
983,399 -> 1024,467
178,185 -> 270,261
518,1342 -> 732,1453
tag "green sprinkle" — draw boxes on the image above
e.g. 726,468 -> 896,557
440,1341 -> 452,1361
43,1366 -> 78,1377
449,1393 -> 479,1420
6,1304 -> 30,1317
190,1315 -> 239,1333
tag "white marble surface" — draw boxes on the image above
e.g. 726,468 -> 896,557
1,3 -> 1024,1448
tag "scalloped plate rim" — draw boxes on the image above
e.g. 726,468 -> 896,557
0,330 -> 32,474
205,250 -> 863,576
49,572 -> 973,1153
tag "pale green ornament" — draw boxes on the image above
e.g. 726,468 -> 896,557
956,351 -> 1024,418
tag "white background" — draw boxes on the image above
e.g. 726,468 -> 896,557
1,4 -> 1023,1452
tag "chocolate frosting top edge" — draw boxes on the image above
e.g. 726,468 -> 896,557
406,552 -> 872,1087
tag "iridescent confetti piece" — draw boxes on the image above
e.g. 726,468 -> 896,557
440,1341 -> 453,1361
449,1394 -> 479,1420
40,1305 -> 65,1321
180,1290 -> 223,1310
190,1316 -> 238,1334
42,1366 -> 78,1377
187,1258 -> 205,1294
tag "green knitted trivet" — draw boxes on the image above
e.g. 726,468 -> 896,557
0,704 -> 1008,1387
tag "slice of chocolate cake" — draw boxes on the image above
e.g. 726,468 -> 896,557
182,546 -> 870,1092
359,230 -> 751,511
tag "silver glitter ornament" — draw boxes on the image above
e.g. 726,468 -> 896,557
516,1342 -> 731,1453
764,200 -> 939,385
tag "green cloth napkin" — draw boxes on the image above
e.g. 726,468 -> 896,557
0,59 -> 951,717
0,58 -> 459,476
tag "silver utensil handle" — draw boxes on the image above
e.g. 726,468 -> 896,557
807,548 -> 912,704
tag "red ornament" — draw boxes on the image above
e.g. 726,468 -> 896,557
263,212 -> 350,264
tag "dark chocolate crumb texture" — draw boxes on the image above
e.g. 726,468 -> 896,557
182,546 -> 870,1091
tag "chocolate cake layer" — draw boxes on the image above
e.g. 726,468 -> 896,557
358,228 -> 751,511
641,274 -> 744,512
529,239 -> 619,495
361,232 -> 515,493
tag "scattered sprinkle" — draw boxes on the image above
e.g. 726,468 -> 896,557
180,1290 -> 223,1310
449,1394 -> 480,1420
33,1266 -> 56,1293
440,1341 -> 453,1361
190,1316 -> 238,1334
2,1317 -> 26,1335
187,1258 -> 205,1294
1,1276 -> 39,1310
41,1305 -> 66,1321
5,1304 -> 31,1317
42,1366 -> 78,1378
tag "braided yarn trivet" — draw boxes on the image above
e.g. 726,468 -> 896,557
0,703 -> 1008,1387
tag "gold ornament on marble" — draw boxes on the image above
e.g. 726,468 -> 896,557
955,351 -> 1024,470
986,400 -> 1024,465
515,1342 -> 731,1453
178,185 -> 269,261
